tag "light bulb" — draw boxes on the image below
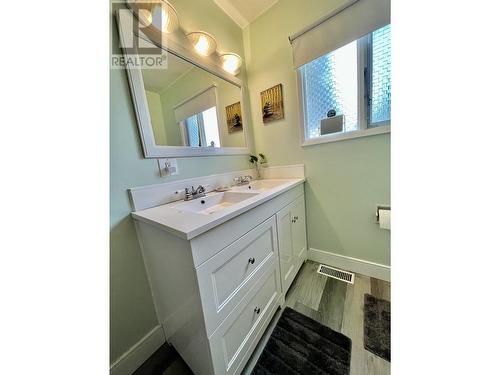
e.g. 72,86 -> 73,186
135,2 -> 179,33
194,35 -> 210,56
221,53 -> 242,75
187,32 -> 217,56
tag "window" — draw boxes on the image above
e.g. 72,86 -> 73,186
299,24 -> 391,144
182,106 -> 221,147
369,25 -> 391,126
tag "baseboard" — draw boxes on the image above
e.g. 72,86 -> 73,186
308,248 -> 390,281
110,325 -> 166,375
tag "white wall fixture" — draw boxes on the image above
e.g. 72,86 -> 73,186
186,31 -> 218,56
376,205 -> 391,230
157,158 -> 179,177
220,53 -> 242,75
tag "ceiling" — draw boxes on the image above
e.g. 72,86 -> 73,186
142,53 -> 193,94
213,0 -> 280,28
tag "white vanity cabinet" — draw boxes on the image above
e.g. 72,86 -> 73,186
133,182 -> 307,375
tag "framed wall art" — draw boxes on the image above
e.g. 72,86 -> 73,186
260,84 -> 284,123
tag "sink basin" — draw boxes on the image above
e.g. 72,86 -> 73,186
233,180 -> 288,192
174,191 -> 259,215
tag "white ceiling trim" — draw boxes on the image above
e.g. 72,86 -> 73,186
250,0 -> 280,25
213,0 -> 280,29
213,0 -> 250,28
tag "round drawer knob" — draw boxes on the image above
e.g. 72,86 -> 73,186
254,307 -> 261,314
248,257 -> 255,264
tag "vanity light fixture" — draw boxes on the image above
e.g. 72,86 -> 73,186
136,1 -> 179,33
187,31 -> 218,56
220,53 -> 242,75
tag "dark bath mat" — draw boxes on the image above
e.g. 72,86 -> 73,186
364,294 -> 391,362
251,307 -> 351,375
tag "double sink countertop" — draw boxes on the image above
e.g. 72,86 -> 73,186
131,178 -> 305,240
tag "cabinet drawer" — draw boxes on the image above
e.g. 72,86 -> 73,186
209,267 -> 281,375
196,216 -> 278,335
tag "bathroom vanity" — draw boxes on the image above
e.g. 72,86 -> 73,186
130,173 -> 307,375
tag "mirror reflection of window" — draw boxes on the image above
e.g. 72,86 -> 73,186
182,106 -> 221,147
202,107 -> 220,147
185,114 -> 201,147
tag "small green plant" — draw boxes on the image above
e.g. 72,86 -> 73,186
249,153 -> 267,164
249,153 -> 267,179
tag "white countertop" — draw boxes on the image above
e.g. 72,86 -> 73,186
131,178 -> 305,240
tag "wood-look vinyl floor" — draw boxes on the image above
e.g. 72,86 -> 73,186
243,260 -> 391,375
139,260 -> 390,375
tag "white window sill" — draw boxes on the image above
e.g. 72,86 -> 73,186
301,125 -> 390,147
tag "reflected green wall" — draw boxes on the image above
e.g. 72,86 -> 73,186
145,90 -> 167,145
110,0 -> 251,363
244,0 -> 390,264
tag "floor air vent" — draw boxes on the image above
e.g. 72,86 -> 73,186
317,264 -> 355,284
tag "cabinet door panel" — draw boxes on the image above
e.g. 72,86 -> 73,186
292,197 -> 307,263
277,203 -> 295,294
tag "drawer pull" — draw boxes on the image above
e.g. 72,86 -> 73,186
254,307 -> 261,314
292,219 -> 296,223
248,257 -> 255,264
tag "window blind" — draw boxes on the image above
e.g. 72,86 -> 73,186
174,85 -> 217,122
289,0 -> 390,69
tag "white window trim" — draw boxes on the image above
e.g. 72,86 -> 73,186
296,34 -> 390,147
301,125 -> 390,146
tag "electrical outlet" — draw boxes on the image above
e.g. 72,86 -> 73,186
158,158 -> 179,177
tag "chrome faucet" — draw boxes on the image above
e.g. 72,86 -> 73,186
233,175 -> 253,186
184,185 -> 206,201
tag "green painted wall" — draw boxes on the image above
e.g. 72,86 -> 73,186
244,0 -> 390,265
110,0 -> 251,363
